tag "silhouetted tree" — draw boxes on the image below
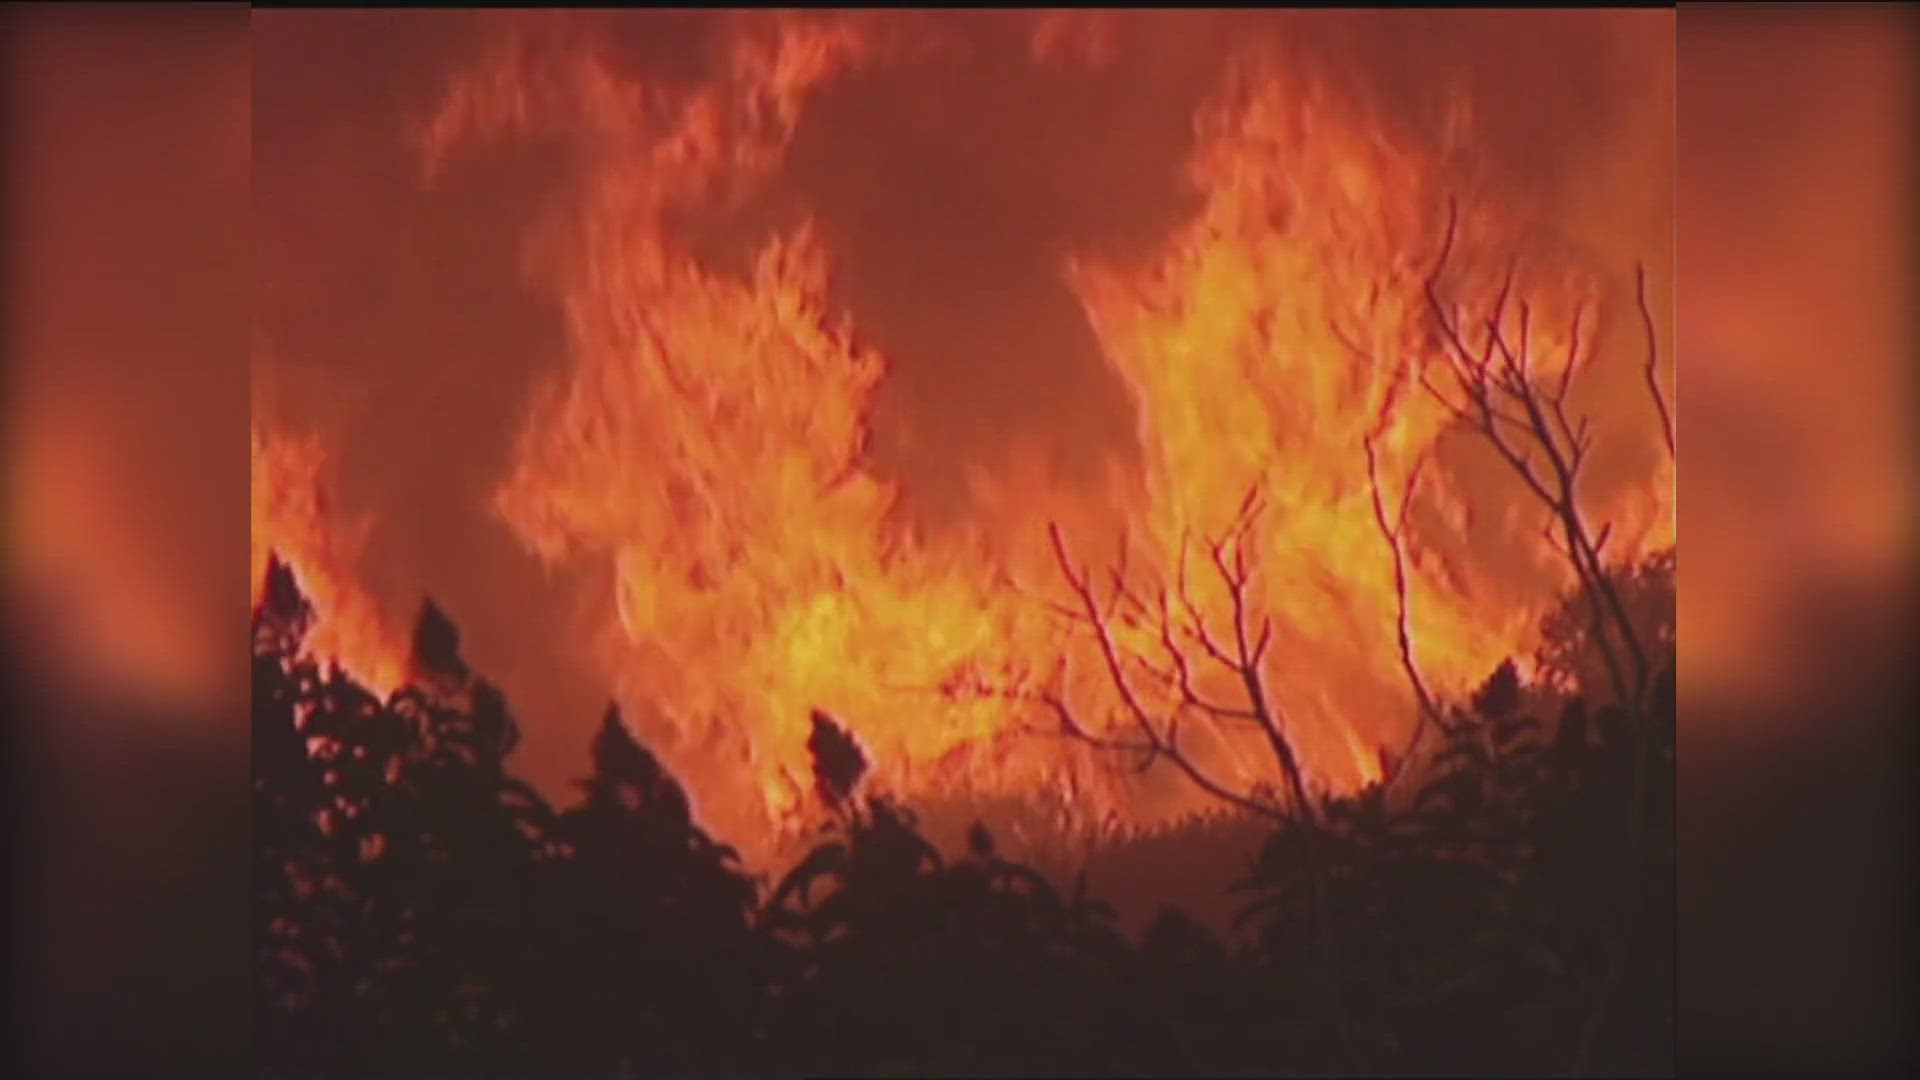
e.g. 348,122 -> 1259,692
1230,648 -> 1675,1074
806,708 -> 869,811
255,566 -> 555,1079
764,720 -> 1179,1077
534,706 -> 766,1078
254,543 -> 1674,1078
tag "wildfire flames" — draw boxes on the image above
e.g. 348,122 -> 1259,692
253,13 -> 1673,853
252,423 -> 407,698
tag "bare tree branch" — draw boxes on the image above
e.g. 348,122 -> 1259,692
1421,198 -> 1650,711
1044,524 -> 1284,823
1636,262 -> 1676,459
1172,532 -> 1240,670
1039,509 -> 1350,1049
1422,198 -> 1672,1078
1363,431 -> 1445,791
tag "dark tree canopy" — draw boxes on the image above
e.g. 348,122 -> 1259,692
253,558 -> 1673,1078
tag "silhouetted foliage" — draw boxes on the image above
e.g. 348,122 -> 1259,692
1471,657 -> 1522,720
410,598 -> 468,684
535,707 -> 765,1078
806,708 -> 869,811
1535,548 -> 1678,702
254,555 -> 1673,1078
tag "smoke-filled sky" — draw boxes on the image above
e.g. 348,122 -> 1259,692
254,10 -> 1674,803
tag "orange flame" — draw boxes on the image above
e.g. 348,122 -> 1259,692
388,16 -> 1672,850
251,424 -> 407,697
1062,58 -> 1565,790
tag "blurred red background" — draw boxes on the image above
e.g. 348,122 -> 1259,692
0,4 -> 1912,1075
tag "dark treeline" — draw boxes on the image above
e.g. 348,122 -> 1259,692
255,551 -> 1674,1079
